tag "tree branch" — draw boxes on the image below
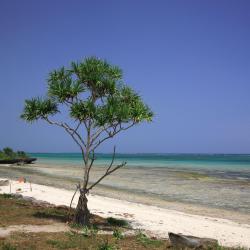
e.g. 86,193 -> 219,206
86,146 -> 126,192
85,150 -> 96,189
68,183 -> 80,220
64,122 -> 86,147
106,146 -> 116,172
91,122 -> 136,151
87,162 -> 126,192
44,117 -> 86,160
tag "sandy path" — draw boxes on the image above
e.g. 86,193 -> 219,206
0,223 -> 69,237
0,179 -> 250,248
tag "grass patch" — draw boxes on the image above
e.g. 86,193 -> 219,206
0,230 -> 246,250
46,238 -> 79,249
33,209 -> 68,222
70,225 -> 99,237
0,232 -> 166,250
0,194 -> 53,227
98,239 -> 116,250
107,217 -> 128,227
0,243 -> 17,250
0,193 -> 246,250
113,228 -> 124,240
214,245 -> 246,250
69,215 -> 108,232
2,194 -> 13,199
136,230 -> 164,248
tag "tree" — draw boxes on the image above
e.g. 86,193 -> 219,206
21,57 -> 153,225
0,148 -> 28,160
2,147 -> 16,160
17,151 -> 28,159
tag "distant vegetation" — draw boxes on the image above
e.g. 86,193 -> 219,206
0,147 -> 28,160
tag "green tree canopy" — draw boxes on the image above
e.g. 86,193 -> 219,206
0,147 -> 28,160
21,57 -> 152,128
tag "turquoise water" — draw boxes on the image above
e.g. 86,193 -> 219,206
30,153 -> 250,171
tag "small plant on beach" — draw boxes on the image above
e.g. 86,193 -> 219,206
33,208 -> 68,222
21,56 -> 153,226
1,243 -> 17,250
98,240 -> 116,250
2,194 -> 13,199
107,217 -> 129,227
80,225 -> 99,237
113,228 -> 124,240
81,225 -> 90,237
89,225 -> 99,237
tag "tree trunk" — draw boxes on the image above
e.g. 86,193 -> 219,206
73,190 -> 90,225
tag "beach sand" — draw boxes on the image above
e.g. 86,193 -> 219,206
0,179 -> 249,248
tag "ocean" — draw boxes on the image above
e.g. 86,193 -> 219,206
30,153 -> 250,169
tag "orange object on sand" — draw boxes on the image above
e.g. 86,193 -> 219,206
18,177 -> 26,183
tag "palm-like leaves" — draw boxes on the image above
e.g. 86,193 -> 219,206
21,56 -> 153,125
70,99 -> 96,121
48,67 -> 85,103
21,98 -> 58,122
71,57 -> 122,97
94,86 -> 153,126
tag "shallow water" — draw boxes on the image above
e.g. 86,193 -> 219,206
1,160 -> 249,216
29,153 -> 250,172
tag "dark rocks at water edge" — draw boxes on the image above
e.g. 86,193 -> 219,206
0,158 -> 37,164
168,232 -> 218,249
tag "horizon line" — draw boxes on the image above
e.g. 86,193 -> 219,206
28,152 -> 250,155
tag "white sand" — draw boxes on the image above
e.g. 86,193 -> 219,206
0,179 -> 250,248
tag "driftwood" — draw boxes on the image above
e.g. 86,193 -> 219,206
168,232 -> 218,249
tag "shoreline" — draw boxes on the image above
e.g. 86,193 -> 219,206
0,178 -> 250,248
0,163 -> 249,225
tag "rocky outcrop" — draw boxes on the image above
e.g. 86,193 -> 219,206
0,158 -> 36,165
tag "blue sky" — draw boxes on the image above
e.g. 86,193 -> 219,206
0,0 -> 249,153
